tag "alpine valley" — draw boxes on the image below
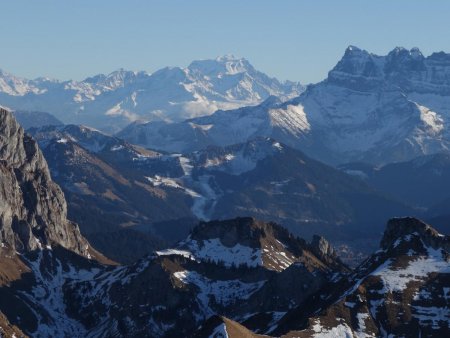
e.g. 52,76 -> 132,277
27,123 -> 413,264
0,45 -> 449,338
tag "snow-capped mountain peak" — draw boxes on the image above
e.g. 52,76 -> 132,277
0,58 -> 303,132
294,46 -> 450,164
83,68 -> 144,90
328,45 -> 385,84
0,69 -> 44,96
117,46 -> 450,165
188,55 -> 253,76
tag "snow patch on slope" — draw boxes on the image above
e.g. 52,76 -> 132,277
311,320 -> 356,338
19,251 -> 101,337
158,236 -> 298,272
174,270 -> 265,317
159,238 -> 263,268
202,151 -> 259,175
269,104 -> 311,135
371,245 -> 450,293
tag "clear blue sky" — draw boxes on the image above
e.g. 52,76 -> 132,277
0,0 -> 449,84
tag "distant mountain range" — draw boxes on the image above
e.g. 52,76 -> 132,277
120,46 -> 450,165
0,56 -> 303,132
5,46 -> 450,166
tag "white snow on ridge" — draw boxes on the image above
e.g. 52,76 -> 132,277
188,122 -> 214,131
20,252 -> 102,338
310,318 -> 376,338
155,249 -> 193,259
145,175 -> 201,198
311,320 -> 357,338
110,145 -> 124,151
157,237 -> 297,272
0,56 -> 303,132
202,151 -> 259,175
182,238 -> 263,268
199,139 -> 283,176
173,270 -> 265,313
157,225 -> 299,271
146,176 -> 183,189
444,287 -> 450,301
371,245 -> 450,293
269,104 -> 311,135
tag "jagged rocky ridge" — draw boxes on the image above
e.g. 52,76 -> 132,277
119,46 -> 450,165
0,108 -> 108,336
195,217 -> 450,337
0,218 -> 347,337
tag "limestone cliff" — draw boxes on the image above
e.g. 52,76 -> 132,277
0,108 -> 89,256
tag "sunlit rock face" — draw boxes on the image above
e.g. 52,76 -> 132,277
0,108 -> 89,255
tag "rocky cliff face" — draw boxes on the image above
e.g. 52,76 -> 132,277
291,46 -> 450,165
381,217 -> 450,251
0,108 -> 89,256
270,217 -> 450,338
310,235 -> 335,257
329,46 -> 450,94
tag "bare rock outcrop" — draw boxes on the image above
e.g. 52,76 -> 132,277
0,108 -> 89,256
381,216 -> 450,252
